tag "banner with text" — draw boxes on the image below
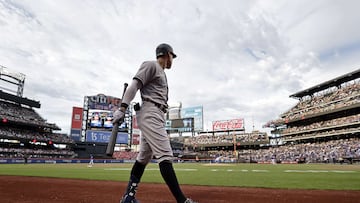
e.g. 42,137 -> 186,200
86,130 -> 128,144
212,119 -> 245,131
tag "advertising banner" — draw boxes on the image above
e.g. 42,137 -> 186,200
70,129 -> 81,142
132,117 -> 139,130
71,107 -> 83,129
212,118 -> 244,131
85,130 -> 128,144
132,134 -> 140,145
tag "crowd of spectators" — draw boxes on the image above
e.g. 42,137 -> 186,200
0,127 -> 76,158
186,132 -> 268,146
282,82 -> 359,121
205,150 -> 237,163
265,81 -> 360,127
0,127 -> 75,144
191,138 -> 359,164
0,100 -> 59,128
283,114 -> 360,135
113,151 -> 138,160
238,138 -> 360,163
0,147 -> 76,159
0,100 -> 76,159
283,126 -> 360,141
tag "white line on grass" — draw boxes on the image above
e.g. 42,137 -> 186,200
209,169 -> 269,173
104,168 -> 356,173
284,170 -> 356,173
104,168 -> 197,171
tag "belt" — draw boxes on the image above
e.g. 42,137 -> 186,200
142,98 -> 168,113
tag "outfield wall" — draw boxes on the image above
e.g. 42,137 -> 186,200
0,158 -> 131,164
4,158 -> 335,164
0,158 -> 225,164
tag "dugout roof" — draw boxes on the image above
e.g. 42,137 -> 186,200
290,68 -> 360,99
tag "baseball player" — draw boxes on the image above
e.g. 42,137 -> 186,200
88,154 -> 94,167
113,43 -> 197,203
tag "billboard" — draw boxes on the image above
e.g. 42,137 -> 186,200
71,107 -> 83,129
181,106 -> 203,132
165,118 -> 194,133
212,118 -> 245,131
86,130 -> 128,144
80,94 -> 125,142
70,129 -> 81,142
132,134 -> 140,145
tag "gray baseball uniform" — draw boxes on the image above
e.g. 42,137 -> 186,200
118,44 -> 197,203
133,61 -> 173,164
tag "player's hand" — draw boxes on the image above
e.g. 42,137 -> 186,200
112,110 -> 125,124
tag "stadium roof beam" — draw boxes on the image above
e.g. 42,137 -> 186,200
289,68 -> 360,99
0,65 -> 26,97
0,90 -> 40,108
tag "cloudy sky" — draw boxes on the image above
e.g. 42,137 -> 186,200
1,0 -> 359,134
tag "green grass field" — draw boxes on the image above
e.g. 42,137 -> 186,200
1,163 -> 360,190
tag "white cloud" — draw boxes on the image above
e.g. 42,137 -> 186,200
0,0 -> 359,134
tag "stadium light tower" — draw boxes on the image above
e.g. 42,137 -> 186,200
0,65 -> 26,97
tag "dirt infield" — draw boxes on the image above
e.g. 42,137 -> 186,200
1,176 -> 359,203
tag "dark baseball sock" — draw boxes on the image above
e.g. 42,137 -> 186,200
123,161 -> 146,199
131,160 -> 146,180
159,160 -> 187,203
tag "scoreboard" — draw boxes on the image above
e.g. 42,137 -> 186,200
78,93 -> 127,143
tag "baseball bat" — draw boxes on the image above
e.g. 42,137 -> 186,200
106,82 -> 128,156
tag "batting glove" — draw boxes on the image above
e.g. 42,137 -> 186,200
112,110 -> 125,124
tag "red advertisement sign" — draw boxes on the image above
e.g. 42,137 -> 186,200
212,119 -> 244,131
132,134 -> 140,145
71,107 -> 83,129
132,117 -> 139,130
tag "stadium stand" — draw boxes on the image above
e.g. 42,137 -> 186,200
0,66 -> 75,159
259,69 -> 360,163
177,69 -> 360,164
187,131 -> 269,147
174,131 -> 269,162
237,137 -> 360,164
113,151 -> 138,160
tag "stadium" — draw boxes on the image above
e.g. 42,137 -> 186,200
0,66 -> 360,202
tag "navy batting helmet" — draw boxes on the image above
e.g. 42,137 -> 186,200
156,43 -> 177,58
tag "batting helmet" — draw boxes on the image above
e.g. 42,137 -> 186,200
156,43 -> 177,58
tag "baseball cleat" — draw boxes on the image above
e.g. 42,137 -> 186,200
120,194 -> 139,203
184,198 -> 198,203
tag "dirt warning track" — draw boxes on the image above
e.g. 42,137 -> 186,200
1,176 -> 359,203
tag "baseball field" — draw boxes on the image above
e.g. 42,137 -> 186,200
1,163 -> 360,202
